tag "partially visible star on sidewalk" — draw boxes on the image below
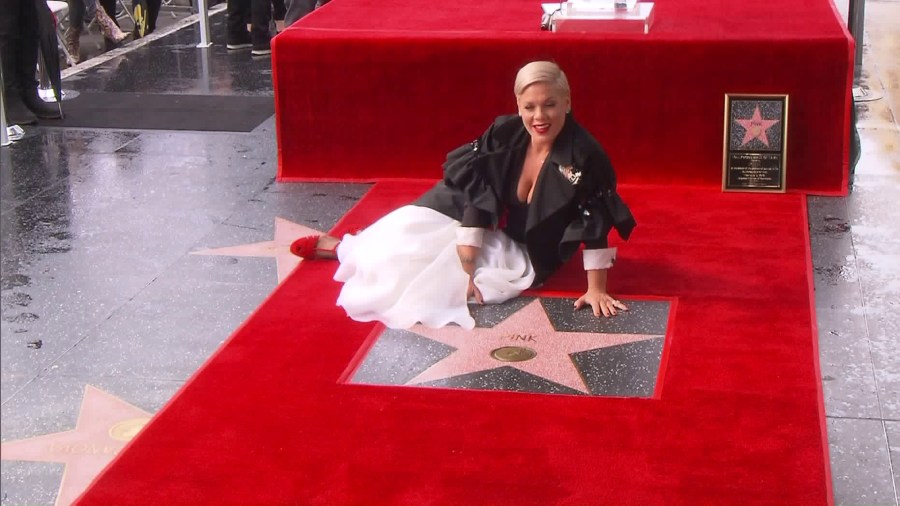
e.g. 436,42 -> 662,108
407,300 -> 662,394
735,105 -> 780,147
0,385 -> 152,506
191,217 -> 323,283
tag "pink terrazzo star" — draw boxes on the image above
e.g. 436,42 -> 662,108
0,385 -> 152,506
190,217 -> 323,283
407,300 -> 662,393
735,105 -> 780,147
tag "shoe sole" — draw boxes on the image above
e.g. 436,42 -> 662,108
33,112 -> 63,120
227,43 -> 252,50
251,49 -> 272,56
22,100 -> 62,120
8,117 -> 38,126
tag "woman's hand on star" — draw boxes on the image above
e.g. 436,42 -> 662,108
574,290 -> 628,317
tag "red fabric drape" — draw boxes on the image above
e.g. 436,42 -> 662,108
273,0 -> 853,194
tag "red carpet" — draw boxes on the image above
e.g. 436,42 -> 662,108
273,0 -> 853,194
76,182 -> 831,505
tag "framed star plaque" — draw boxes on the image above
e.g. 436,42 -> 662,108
723,94 -> 789,192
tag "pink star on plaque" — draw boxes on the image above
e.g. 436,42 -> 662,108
0,385 -> 152,506
407,300 -> 662,394
735,105 -> 780,147
191,217 -> 323,283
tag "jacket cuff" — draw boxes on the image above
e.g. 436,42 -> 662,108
462,204 -> 493,228
456,227 -> 485,247
583,247 -> 617,270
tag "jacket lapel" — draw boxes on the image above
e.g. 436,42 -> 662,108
526,118 -> 578,234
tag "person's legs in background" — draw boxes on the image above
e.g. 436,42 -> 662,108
65,0 -> 87,63
144,0 -> 161,34
250,0 -> 272,55
247,0 -> 282,35
0,0 -> 62,124
272,0 -> 286,32
283,0 -> 315,27
0,0 -> 36,124
64,0 -> 127,65
89,0 -> 129,44
97,0 -> 118,27
16,19 -> 63,118
234,0 -> 292,53
93,0 -> 128,49
226,0 -> 252,49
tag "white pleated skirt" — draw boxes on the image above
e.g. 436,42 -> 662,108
334,205 -> 535,329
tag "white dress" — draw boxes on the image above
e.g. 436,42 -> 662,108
333,205 -> 535,330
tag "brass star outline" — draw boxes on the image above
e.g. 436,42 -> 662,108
1,385 -> 152,506
191,217 -> 323,283
735,105 -> 780,147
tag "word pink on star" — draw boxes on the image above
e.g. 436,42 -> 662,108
736,105 -> 780,147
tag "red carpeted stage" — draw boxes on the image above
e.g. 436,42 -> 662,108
75,182 -> 832,505
74,1 -> 845,503
272,0 -> 853,194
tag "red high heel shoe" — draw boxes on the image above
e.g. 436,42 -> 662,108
290,235 -> 339,260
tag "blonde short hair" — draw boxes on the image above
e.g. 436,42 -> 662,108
514,61 -> 571,97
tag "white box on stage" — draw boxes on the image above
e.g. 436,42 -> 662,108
541,1 -> 655,34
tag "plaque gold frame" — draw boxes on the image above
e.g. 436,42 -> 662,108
722,94 -> 789,193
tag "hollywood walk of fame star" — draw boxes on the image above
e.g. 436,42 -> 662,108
191,217 -> 323,283
735,105 -> 780,147
406,300 -> 662,394
0,385 -> 152,506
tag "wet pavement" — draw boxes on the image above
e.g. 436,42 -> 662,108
807,1 -> 900,503
2,2 -> 900,505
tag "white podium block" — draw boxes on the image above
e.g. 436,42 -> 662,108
542,2 -> 655,34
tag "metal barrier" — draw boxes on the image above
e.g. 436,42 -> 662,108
1,89 -> 9,147
196,0 -> 211,47
1,55 -> 9,146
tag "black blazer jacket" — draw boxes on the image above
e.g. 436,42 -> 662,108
414,114 -> 636,286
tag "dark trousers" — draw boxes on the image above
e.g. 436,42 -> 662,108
227,0 -> 270,45
137,0 -> 163,33
284,0 -> 327,27
0,0 -> 39,93
0,0 -> 39,40
272,0 -> 285,21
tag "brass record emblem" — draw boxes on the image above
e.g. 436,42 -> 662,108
108,417 -> 151,442
490,346 -> 537,363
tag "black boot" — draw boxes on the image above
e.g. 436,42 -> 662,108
226,0 -> 252,49
21,88 -> 62,119
3,90 -> 38,125
17,36 -> 63,119
249,0 -> 272,55
0,38 -> 38,125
